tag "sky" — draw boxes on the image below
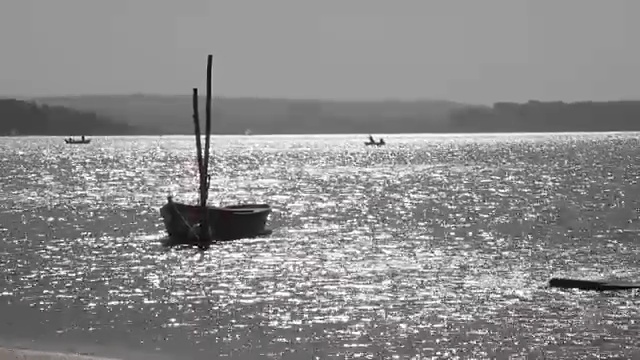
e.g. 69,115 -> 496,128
0,0 -> 638,104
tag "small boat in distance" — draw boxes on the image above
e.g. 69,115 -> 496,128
65,135 -> 91,144
364,134 -> 385,146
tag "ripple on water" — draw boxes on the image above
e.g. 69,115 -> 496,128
0,134 -> 639,359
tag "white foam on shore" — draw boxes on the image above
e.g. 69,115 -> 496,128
0,347 -> 119,360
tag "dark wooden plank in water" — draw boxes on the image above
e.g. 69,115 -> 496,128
549,277 -> 640,291
599,281 -> 640,290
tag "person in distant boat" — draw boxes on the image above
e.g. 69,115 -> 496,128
368,134 -> 375,143
81,135 -> 85,141
379,138 -> 385,145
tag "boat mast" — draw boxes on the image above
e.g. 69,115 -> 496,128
191,54 -> 214,247
191,87 -> 204,205
203,54 -> 213,209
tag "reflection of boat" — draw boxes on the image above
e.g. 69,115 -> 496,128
160,55 -> 272,249
160,196 -> 272,243
364,135 -> 385,146
64,136 -> 91,144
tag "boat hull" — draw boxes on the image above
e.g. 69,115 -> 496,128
364,141 -> 384,146
65,139 -> 91,144
160,199 -> 272,243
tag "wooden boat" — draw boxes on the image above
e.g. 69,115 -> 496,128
65,136 -> 91,144
160,196 -> 272,242
160,54 -> 273,248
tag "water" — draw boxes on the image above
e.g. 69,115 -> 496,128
0,133 -> 639,359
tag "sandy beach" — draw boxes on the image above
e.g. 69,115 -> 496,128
0,347 -> 118,360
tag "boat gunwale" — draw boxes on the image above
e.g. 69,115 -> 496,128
166,201 -> 272,215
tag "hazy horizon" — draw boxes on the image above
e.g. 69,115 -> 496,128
23,93 -> 476,104
18,93 -> 640,106
2,0 -> 638,105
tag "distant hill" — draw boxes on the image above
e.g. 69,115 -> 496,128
450,100 -> 640,132
0,98 -> 143,136
29,95 -> 640,134
33,95 -> 472,134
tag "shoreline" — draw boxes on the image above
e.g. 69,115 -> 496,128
0,347 -> 119,360
0,339 -> 175,360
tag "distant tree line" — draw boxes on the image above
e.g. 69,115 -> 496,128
449,100 -> 640,132
22,96 -> 640,134
34,95 -> 467,135
0,98 -> 140,136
